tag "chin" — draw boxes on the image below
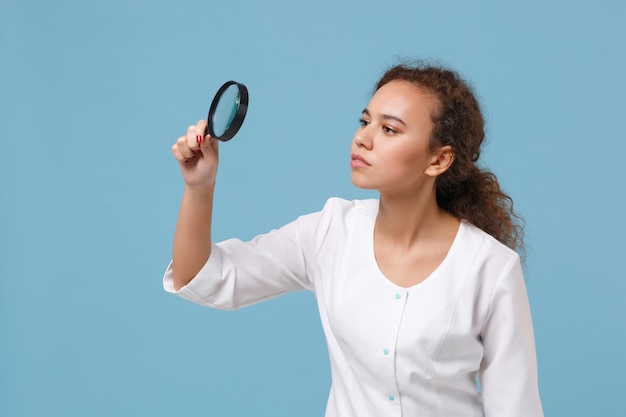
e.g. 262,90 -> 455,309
351,175 -> 377,190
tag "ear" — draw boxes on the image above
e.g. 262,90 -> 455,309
424,146 -> 454,177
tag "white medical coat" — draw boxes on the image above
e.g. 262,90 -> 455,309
164,198 -> 543,417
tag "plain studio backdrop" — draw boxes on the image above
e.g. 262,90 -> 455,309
1,0 -> 624,416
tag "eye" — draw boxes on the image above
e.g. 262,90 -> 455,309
358,118 -> 369,127
382,125 -> 397,134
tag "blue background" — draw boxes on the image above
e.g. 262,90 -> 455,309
1,0 -> 625,415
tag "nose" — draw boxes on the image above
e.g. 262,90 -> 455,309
353,127 -> 373,150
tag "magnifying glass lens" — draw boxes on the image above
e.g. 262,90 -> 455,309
206,81 -> 248,141
212,85 -> 240,137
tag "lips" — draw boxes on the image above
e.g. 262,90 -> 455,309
351,153 -> 370,167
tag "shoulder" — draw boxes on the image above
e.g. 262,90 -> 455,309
314,197 -> 379,229
459,221 -> 519,261
294,197 -> 378,247
455,220 -> 522,286
447,222 -> 527,324
319,197 -> 378,218
297,197 -> 377,224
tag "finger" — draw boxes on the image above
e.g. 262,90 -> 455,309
173,147 -> 200,165
175,135 -> 196,159
201,134 -> 218,156
185,125 -> 201,151
195,119 -> 208,139
171,140 -> 187,161
195,119 -> 212,150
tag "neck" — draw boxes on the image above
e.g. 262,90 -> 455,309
376,188 -> 457,248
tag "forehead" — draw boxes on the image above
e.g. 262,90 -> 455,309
368,80 -> 438,119
368,80 -> 436,115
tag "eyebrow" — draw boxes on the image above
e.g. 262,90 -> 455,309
362,108 -> 407,127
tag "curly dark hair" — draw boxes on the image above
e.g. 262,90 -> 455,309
376,63 -> 525,254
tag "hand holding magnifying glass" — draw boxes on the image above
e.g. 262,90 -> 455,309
171,81 -> 248,186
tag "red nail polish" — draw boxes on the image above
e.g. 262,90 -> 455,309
196,135 -> 202,144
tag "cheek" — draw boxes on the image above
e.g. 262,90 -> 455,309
386,146 -> 430,174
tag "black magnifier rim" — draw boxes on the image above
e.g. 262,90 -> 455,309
205,81 -> 248,142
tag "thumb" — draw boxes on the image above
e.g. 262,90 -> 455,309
194,119 -> 217,156
201,134 -> 219,157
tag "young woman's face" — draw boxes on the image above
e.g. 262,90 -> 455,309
350,80 -> 441,195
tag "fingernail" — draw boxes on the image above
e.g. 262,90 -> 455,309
196,135 -> 202,144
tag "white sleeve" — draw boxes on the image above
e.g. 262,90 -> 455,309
479,255 -> 544,417
163,208 -> 325,310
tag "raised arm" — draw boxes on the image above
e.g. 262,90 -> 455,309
170,120 -> 219,290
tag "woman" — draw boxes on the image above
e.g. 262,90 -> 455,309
164,63 -> 544,416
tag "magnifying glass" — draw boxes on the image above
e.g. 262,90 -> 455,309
205,81 -> 249,142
